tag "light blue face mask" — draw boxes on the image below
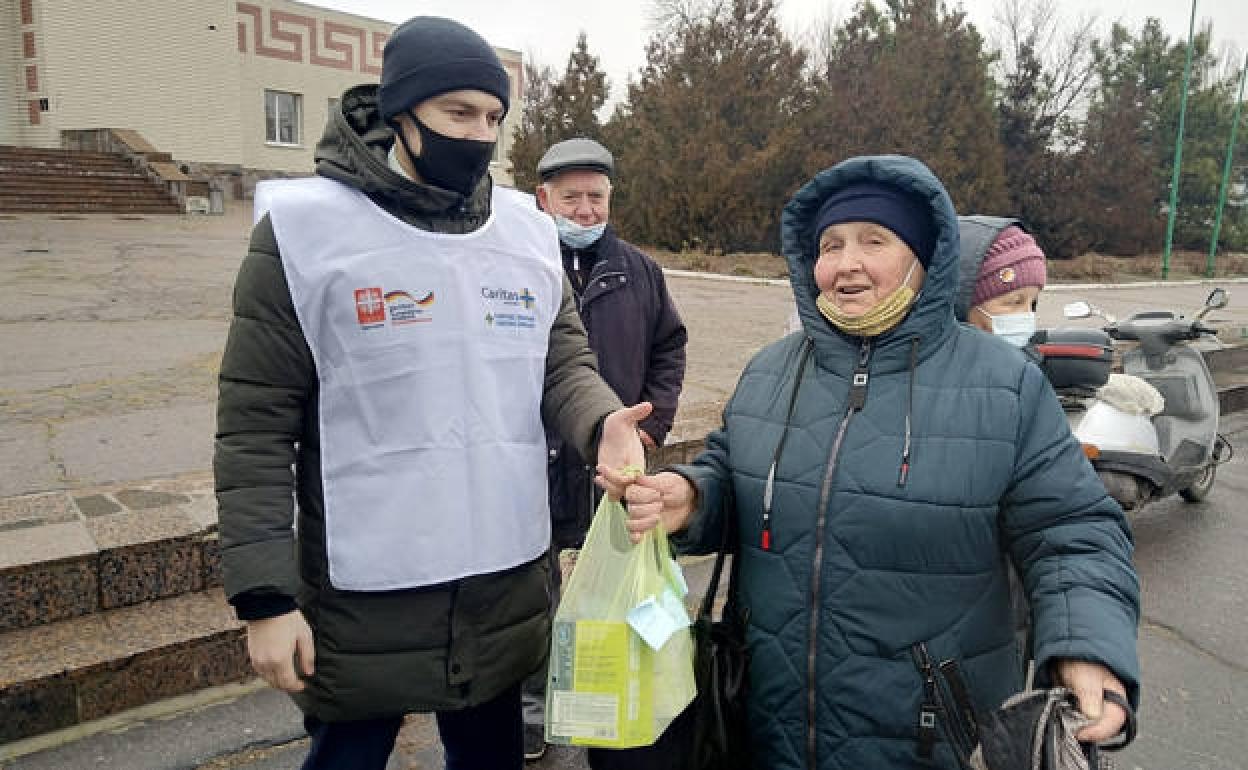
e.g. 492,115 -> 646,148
555,215 -> 606,249
978,308 -> 1037,347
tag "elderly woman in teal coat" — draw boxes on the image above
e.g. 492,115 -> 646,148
601,155 -> 1139,770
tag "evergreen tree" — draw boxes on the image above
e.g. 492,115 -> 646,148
1076,74 -> 1162,254
1078,19 -> 1243,255
1150,32 -> 1246,251
507,33 -> 611,191
551,33 -> 609,140
606,0 -> 812,252
508,61 -> 558,191
811,0 -> 1008,214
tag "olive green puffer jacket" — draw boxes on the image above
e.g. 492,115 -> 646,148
214,84 -> 622,720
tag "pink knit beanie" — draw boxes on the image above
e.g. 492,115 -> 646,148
972,225 -> 1047,308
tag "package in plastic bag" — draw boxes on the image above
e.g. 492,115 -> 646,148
545,492 -> 697,748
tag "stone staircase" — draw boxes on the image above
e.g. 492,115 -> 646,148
0,438 -> 709,753
0,474 -> 247,746
0,145 -> 182,214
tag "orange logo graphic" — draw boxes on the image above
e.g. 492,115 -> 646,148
355,288 -> 385,326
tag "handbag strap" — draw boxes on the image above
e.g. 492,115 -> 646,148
698,338 -> 813,621
1096,689 -> 1137,752
697,492 -> 736,621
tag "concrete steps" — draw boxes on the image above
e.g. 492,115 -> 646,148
0,197 -> 183,214
0,146 -> 181,214
0,477 -> 251,746
0,451 -> 715,751
0,485 -> 220,633
0,589 -> 246,745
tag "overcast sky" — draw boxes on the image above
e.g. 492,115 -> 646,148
311,0 -> 1247,110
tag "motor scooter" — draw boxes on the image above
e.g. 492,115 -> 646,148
1028,288 -> 1234,512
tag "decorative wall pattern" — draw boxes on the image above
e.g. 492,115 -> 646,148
19,6 -> 40,126
236,3 -> 386,75
6,0 -> 521,174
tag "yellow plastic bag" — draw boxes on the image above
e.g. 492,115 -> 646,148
545,493 -> 697,748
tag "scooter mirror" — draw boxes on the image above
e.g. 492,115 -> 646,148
1064,301 -> 1092,319
1205,288 -> 1228,310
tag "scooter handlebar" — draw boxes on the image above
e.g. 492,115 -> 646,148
1104,319 -> 1217,342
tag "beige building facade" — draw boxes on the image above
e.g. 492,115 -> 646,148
1,0 -> 523,185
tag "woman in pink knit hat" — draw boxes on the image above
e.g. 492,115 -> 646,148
955,216 -> 1047,347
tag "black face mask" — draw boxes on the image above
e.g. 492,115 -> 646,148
395,113 -> 496,198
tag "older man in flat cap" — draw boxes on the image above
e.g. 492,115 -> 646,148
521,138 -> 688,761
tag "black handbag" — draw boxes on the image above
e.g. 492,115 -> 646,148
587,515 -> 751,770
686,513 -> 752,769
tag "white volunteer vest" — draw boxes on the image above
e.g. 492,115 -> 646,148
256,178 -> 560,590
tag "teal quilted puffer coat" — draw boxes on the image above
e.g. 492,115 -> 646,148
674,156 -> 1139,770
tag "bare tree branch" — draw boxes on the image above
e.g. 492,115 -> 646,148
991,0 -> 1100,133
646,0 -> 727,36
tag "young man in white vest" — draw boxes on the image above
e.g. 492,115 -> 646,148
215,16 -> 649,770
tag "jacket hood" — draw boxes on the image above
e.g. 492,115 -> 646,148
954,215 -> 1022,322
782,155 -> 961,370
313,84 -> 492,219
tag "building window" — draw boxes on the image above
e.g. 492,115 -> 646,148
265,90 -> 301,145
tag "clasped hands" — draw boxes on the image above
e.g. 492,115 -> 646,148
595,402 -> 696,541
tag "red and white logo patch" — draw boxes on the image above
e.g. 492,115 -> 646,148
354,287 -> 385,326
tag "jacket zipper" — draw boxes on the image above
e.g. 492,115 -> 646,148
805,338 -> 871,769
938,658 -> 981,752
910,642 -> 977,768
575,267 -> 626,312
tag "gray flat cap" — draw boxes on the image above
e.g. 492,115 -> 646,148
537,138 -> 614,180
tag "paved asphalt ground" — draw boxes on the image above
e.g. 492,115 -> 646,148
2,205 -> 1246,501
1,206 -> 1247,769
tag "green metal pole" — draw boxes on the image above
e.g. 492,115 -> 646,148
1207,54 -> 1247,278
1162,0 -> 1199,280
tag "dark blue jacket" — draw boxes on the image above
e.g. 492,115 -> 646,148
548,225 -> 687,547
675,156 -> 1139,770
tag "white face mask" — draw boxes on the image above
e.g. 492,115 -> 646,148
554,215 -> 606,249
977,308 -> 1037,347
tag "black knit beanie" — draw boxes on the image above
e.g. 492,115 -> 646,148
378,16 -> 511,121
813,182 -> 937,268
